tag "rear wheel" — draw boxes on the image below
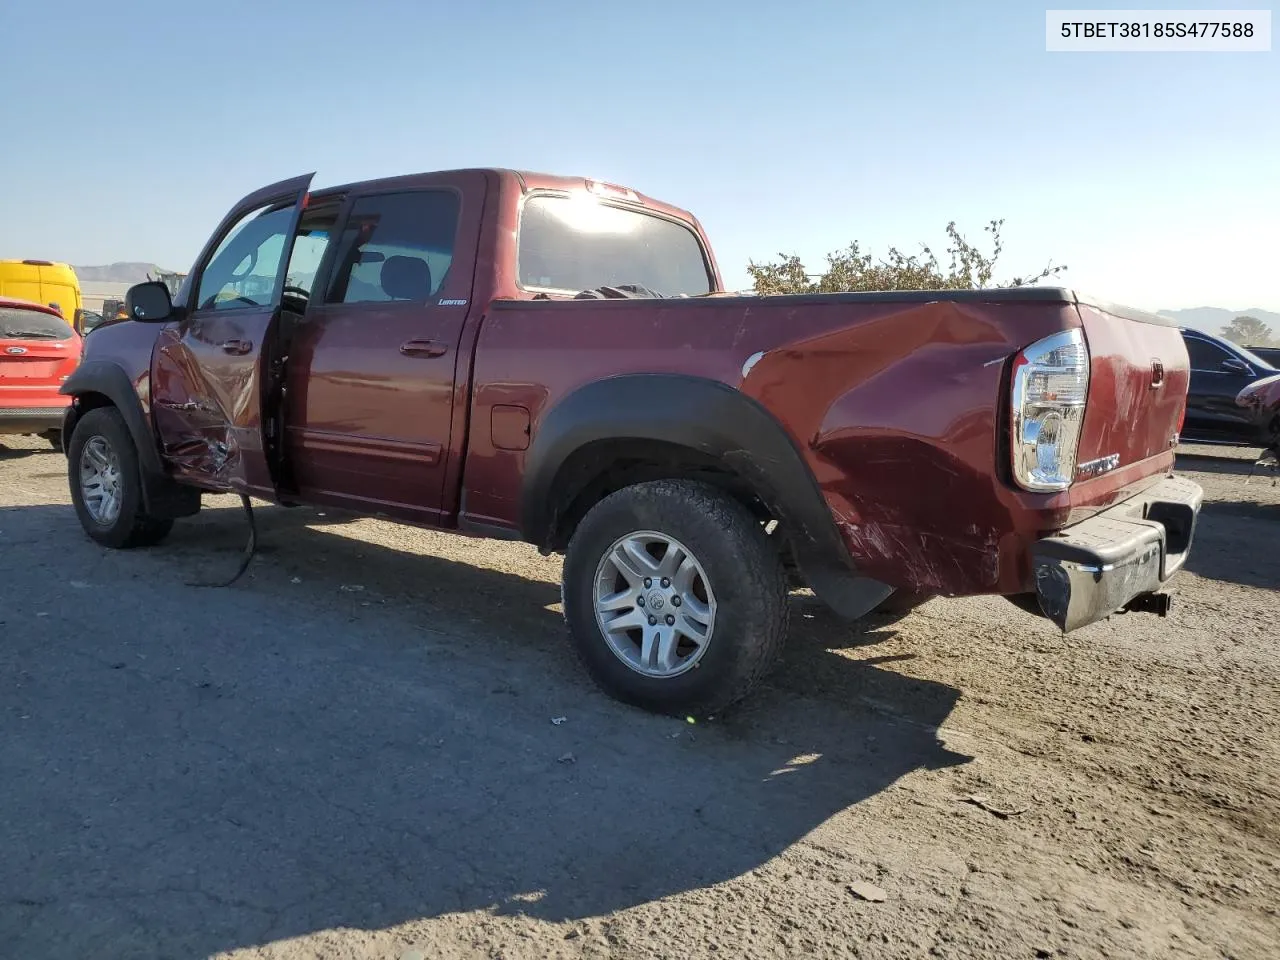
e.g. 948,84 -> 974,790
67,407 -> 173,549
561,480 -> 789,717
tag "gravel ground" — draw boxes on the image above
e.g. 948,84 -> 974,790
1,435 -> 1277,960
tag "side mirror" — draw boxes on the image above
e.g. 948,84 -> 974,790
124,281 -> 173,323
1221,357 -> 1252,375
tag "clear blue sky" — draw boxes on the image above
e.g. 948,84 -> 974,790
1,0 -> 1276,312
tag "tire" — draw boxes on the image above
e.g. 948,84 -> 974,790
67,406 -> 174,549
561,479 -> 789,717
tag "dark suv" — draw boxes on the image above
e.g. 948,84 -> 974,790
1180,328 -> 1279,446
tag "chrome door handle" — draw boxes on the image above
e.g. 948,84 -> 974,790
220,339 -> 253,355
400,339 -> 447,358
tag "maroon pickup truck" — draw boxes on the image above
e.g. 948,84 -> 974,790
61,168 -> 1203,716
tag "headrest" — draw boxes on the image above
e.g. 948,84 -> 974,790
381,256 -> 433,301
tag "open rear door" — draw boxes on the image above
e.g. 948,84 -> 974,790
150,173 -> 314,497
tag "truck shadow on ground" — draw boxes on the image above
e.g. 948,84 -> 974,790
1175,453 -> 1280,591
0,442 -> 41,461
2,500 -> 970,958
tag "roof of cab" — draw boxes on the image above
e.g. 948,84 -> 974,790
308,167 -> 699,224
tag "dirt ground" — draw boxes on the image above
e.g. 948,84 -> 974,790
1,435 -> 1277,960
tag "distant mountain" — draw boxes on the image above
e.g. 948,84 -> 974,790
73,262 -> 175,283
1157,306 -> 1280,337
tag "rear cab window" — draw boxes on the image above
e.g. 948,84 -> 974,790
517,194 -> 713,297
0,306 -> 75,340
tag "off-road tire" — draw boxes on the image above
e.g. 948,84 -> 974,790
561,479 -> 790,717
67,406 -> 174,549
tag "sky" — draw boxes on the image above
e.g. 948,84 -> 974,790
0,0 -> 1276,313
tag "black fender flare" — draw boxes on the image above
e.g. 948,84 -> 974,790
60,360 -> 201,519
61,360 -> 164,476
521,374 -> 893,619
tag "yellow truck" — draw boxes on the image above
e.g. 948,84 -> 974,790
0,259 -> 84,332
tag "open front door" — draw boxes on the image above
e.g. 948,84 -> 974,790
151,173 -> 314,497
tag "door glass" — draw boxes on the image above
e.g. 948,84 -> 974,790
195,201 -> 298,311
282,208 -> 339,304
324,191 -> 460,305
1184,336 -> 1232,371
284,232 -> 331,298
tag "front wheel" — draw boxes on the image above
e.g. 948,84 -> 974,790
67,407 -> 174,549
561,480 -> 790,717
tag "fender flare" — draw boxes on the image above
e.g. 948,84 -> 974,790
521,374 -> 893,618
60,360 -> 201,519
61,360 -> 164,476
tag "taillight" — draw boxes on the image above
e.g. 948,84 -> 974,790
1010,328 -> 1090,492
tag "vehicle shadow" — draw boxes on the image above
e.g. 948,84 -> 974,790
0,442 -> 40,461
1,500 -> 970,957
1175,451 -> 1280,590
1184,499 -> 1279,591
1176,450 -> 1264,477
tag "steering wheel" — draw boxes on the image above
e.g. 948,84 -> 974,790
228,250 -> 259,283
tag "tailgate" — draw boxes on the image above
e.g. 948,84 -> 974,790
1074,301 -> 1188,473
0,339 -> 79,390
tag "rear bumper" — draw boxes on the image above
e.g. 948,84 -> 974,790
0,406 -> 66,435
1032,475 -> 1203,632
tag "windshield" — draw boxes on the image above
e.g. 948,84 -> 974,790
0,306 -> 75,340
517,195 -> 712,297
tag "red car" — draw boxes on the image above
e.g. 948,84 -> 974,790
0,296 -> 82,448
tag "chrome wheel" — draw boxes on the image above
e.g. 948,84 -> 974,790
593,530 -> 717,678
79,435 -> 123,526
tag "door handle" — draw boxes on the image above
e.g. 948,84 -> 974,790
400,339 -> 447,358
220,339 -> 253,355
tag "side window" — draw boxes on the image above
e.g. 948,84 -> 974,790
196,201 -> 297,311
325,191 -> 460,305
1185,336 -> 1232,371
282,206 -> 340,302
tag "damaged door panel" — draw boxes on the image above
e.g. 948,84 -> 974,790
150,173 -> 314,496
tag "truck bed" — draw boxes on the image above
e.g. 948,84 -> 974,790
460,287 -> 1188,597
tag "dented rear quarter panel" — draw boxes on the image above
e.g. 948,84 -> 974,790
465,291 -> 1175,597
